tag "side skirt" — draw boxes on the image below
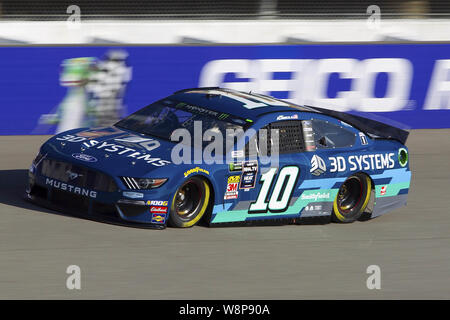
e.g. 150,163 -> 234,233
208,215 -> 331,228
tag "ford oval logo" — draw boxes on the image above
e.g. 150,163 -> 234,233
72,153 -> 97,162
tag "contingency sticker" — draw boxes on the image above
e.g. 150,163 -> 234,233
224,175 -> 240,200
240,160 -> 258,189
151,213 -> 167,224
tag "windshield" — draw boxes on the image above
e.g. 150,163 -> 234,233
115,99 -> 249,148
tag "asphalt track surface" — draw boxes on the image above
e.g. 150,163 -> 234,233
0,130 -> 449,299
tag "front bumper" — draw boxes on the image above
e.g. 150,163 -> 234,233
27,164 -> 170,229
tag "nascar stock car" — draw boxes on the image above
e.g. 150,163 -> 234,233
27,87 -> 411,229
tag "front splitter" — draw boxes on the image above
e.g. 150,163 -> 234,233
25,192 -> 166,230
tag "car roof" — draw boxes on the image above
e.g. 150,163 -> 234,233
167,87 -> 409,144
169,87 -> 318,120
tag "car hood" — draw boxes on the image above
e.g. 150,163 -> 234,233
43,126 -> 177,177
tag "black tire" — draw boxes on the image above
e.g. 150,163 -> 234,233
168,176 -> 211,228
332,173 -> 372,223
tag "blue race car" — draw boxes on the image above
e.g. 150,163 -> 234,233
27,87 -> 411,229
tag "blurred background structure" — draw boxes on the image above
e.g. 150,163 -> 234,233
0,0 -> 449,43
0,0 -> 443,20
0,0 -> 449,134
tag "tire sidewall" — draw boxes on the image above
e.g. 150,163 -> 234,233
332,173 -> 371,223
168,176 -> 210,228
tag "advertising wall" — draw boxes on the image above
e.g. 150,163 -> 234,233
0,43 -> 449,135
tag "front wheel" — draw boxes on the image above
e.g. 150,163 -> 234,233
332,173 -> 372,223
168,176 -> 211,228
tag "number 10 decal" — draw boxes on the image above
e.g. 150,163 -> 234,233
249,166 -> 300,213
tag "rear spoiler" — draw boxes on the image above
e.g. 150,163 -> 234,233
305,106 -> 409,145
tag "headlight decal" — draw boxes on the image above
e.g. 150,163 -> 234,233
120,177 -> 167,190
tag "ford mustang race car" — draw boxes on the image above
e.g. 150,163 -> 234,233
27,87 -> 411,229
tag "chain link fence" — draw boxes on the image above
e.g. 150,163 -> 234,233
0,0 -> 449,20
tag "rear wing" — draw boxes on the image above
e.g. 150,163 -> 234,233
305,106 -> 409,145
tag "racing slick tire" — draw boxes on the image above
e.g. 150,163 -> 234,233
168,176 -> 211,228
332,173 -> 372,223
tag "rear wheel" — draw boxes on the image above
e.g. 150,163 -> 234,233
168,176 -> 210,228
332,173 -> 372,223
